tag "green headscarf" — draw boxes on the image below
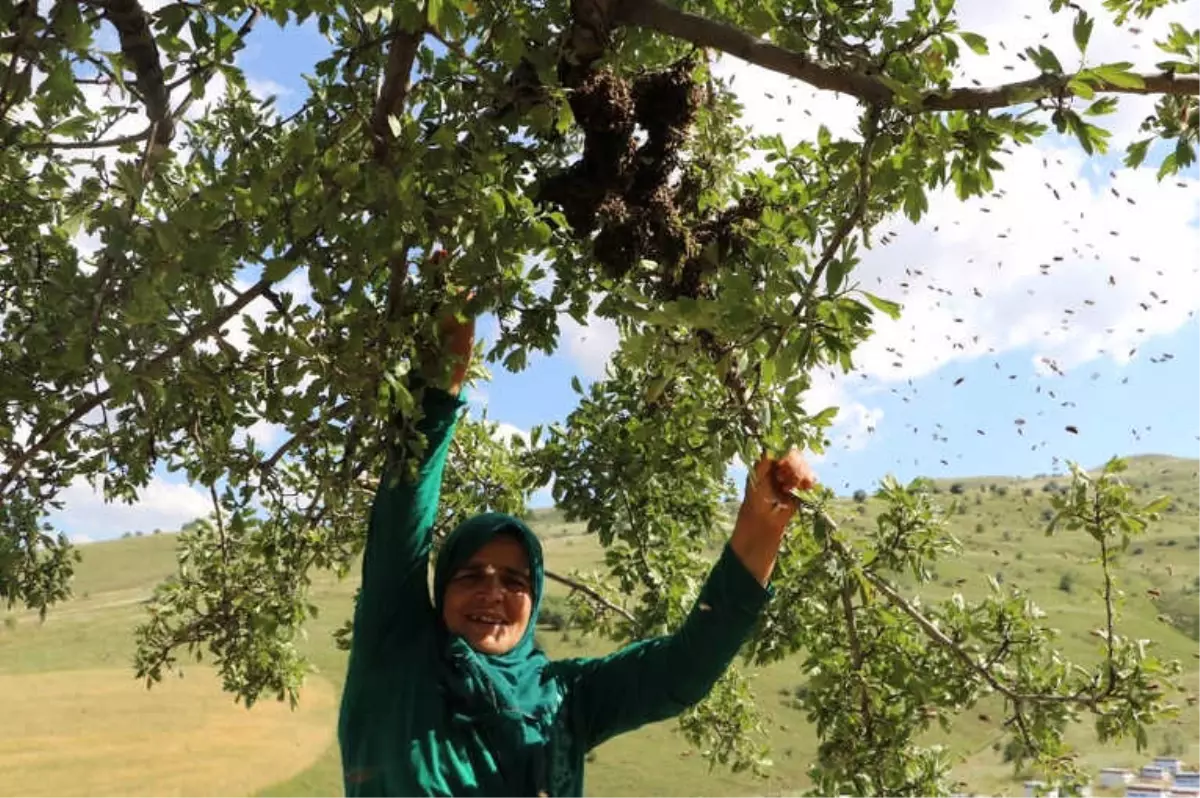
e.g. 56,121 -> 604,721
433,512 -> 560,782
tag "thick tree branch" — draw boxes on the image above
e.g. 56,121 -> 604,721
370,23 -> 424,162
95,0 -> 174,149
616,0 -> 1199,108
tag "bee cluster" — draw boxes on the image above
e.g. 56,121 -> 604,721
537,58 -> 765,301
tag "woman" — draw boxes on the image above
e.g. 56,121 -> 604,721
338,308 -> 817,797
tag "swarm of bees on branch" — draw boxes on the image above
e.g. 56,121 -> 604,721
536,56 -> 765,302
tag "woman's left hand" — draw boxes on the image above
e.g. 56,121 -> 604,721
740,448 -> 817,533
730,448 -> 818,586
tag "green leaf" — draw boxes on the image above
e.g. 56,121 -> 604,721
1067,77 -> 1095,100
427,0 -> 442,28
1091,62 -> 1145,89
959,31 -> 989,55
824,258 -> 850,295
1073,11 -> 1094,55
264,259 -> 297,282
1123,138 -> 1152,169
1085,96 -> 1118,116
1156,151 -> 1178,180
862,292 -> 902,320
1026,45 -> 1064,74
570,375 -> 583,394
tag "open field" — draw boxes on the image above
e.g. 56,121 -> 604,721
2,454 -> 1197,797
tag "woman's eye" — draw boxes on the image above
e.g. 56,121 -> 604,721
503,577 -> 530,593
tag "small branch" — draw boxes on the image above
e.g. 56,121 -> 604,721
616,0 -> 1199,108
24,127 -> 152,151
545,567 -> 635,622
840,578 -> 878,770
766,106 -> 881,363
1097,497 -> 1117,692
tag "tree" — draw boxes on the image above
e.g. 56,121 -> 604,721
853,489 -> 869,503
1,0 -> 1195,794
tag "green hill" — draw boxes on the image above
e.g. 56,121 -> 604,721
1,456 -> 1196,797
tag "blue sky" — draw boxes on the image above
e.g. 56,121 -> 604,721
45,2 -> 1200,540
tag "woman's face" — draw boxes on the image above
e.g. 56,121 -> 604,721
441,535 -> 534,655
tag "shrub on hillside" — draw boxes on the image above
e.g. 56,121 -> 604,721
853,489 -> 868,504
949,483 -> 965,495
1058,572 -> 1075,594
539,595 -> 572,631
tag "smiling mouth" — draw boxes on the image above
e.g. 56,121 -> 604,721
466,614 -> 507,627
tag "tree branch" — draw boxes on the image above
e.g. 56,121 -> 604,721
545,567 -> 635,622
258,401 -> 353,474
616,0 -> 1199,108
800,503 -> 1111,709
94,0 -> 174,149
766,106 -> 882,365
0,277 -> 274,498
25,127 -> 152,151
370,21 -> 424,162
0,0 -> 39,122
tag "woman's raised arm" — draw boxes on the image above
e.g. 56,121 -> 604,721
349,300 -> 475,660
554,450 -> 817,750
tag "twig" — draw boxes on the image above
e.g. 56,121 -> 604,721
827,527 -> 1106,707
545,567 -> 635,622
765,105 -> 882,363
24,127 -> 152,151
840,578 -> 878,768
1096,496 -> 1117,693
616,0 -> 1199,107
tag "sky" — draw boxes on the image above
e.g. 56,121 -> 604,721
40,0 -> 1200,543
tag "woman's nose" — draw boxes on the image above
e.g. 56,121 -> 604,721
476,574 -> 505,599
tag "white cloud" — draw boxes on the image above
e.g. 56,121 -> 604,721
710,0 -> 1200,462
68,533 -> 94,546
236,419 -> 285,450
491,422 -> 530,447
559,310 -> 620,380
47,475 -> 211,541
846,142 -> 1199,384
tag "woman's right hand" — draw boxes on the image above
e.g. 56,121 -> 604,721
437,300 -> 475,397
424,249 -> 475,396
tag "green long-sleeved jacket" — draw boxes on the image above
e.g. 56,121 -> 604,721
337,387 -> 772,796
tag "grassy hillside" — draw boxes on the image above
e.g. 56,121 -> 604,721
1,454 -> 1196,797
